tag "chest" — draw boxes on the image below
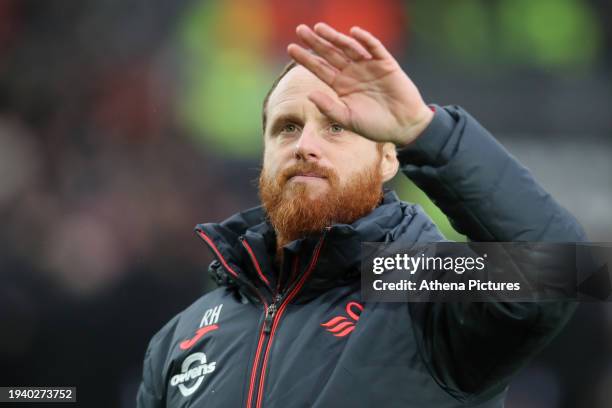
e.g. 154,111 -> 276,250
161,289 -> 464,408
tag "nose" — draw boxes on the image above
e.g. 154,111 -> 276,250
294,125 -> 322,162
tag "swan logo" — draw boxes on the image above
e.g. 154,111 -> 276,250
321,301 -> 364,337
170,352 -> 216,397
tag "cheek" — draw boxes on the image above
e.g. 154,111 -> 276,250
336,156 -> 380,186
337,147 -> 378,171
263,150 -> 283,179
264,141 -> 295,173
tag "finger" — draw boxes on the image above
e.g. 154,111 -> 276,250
295,24 -> 351,70
307,91 -> 351,126
314,22 -> 372,61
287,43 -> 338,85
349,26 -> 392,60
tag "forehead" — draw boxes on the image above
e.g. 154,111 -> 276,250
266,66 -> 338,118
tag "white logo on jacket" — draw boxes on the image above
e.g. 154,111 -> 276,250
170,352 -> 216,397
200,304 -> 223,327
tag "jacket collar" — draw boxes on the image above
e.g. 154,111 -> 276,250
195,189 -> 442,303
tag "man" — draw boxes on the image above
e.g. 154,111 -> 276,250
137,23 -> 585,407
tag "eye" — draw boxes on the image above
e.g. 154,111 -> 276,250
281,123 -> 299,134
329,123 -> 344,134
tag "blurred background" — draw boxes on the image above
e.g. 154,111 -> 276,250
0,0 -> 610,407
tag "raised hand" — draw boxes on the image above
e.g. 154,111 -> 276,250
287,23 -> 434,146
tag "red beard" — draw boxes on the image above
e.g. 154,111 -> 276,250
259,160 -> 383,250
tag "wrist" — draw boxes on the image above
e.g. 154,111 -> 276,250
395,105 -> 435,147
395,104 -> 458,167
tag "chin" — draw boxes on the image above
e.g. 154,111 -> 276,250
304,189 -> 328,201
284,182 -> 329,201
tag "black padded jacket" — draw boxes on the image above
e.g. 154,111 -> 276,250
136,105 -> 586,408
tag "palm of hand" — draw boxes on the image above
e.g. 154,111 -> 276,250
288,23 -> 432,146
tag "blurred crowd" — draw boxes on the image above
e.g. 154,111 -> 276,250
0,1 -> 610,407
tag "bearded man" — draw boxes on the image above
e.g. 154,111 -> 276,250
137,23 -> 585,408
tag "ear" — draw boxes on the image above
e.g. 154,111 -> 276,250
379,142 -> 399,183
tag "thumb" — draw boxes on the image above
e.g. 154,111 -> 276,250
308,91 -> 351,126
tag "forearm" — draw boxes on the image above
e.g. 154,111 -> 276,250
400,105 -> 586,400
397,105 -> 587,243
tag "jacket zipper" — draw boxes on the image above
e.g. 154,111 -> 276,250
197,229 -> 272,408
262,294 -> 281,333
246,286 -> 288,408
246,233 -> 327,408
197,227 -> 327,408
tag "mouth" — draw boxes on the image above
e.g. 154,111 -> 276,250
292,172 -> 325,178
289,172 -> 327,182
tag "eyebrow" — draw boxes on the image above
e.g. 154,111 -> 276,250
267,113 -> 303,135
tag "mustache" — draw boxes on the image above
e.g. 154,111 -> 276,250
279,162 -> 336,184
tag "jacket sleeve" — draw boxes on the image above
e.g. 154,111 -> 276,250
136,337 -> 163,408
136,316 -> 179,408
136,339 -> 163,408
398,105 -> 587,402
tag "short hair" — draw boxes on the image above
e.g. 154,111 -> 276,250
261,60 -> 298,134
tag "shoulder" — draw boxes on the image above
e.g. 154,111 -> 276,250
144,287 -> 235,361
138,287 -> 239,401
397,200 -> 447,242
